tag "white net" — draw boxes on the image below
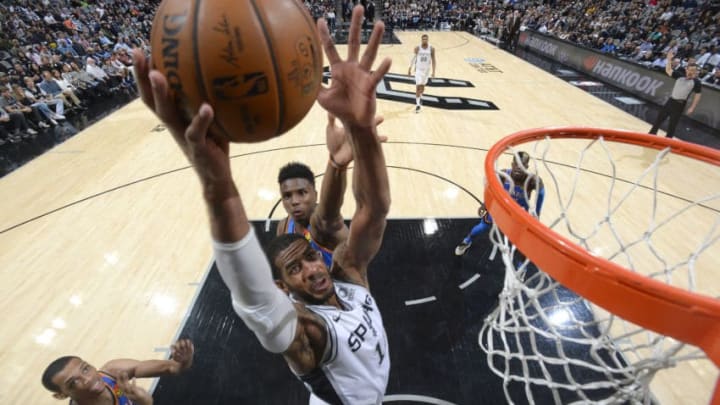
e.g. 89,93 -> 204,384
478,135 -> 720,405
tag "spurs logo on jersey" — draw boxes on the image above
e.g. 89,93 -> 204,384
299,281 -> 390,405
347,295 -> 382,358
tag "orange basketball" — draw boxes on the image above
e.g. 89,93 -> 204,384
150,0 -> 323,143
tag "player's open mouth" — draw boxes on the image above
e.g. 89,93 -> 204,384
311,277 -> 328,293
91,379 -> 103,393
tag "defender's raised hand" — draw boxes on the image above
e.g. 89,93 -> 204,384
316,6 -> 392,130
170,339 -> 195,372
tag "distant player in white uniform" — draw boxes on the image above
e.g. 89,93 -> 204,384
408,34 -> 436,113
133,6 -> 392,405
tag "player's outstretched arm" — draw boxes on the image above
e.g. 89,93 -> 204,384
310,113 -> 351,249
101,339 -> 194,378
134,50 -> 298,356
311,112 -> 386,249
133,48 -> 248,243
316,6 -> 391,287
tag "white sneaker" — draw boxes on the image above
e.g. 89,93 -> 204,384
53,114 -> 66,120
455,241 -> 472,256
27,128 -> 38,135
415,105 -> 421,113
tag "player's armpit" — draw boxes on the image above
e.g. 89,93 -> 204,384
283,307 -> 328,374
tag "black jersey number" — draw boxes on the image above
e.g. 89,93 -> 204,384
375,342 -> 385,365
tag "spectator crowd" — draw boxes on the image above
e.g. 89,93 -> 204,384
380,0 -> 720,86
1,0 -> 717,145
0,0 -> 158,144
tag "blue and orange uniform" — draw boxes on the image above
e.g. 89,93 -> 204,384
284,218 -> 334,268
69,371 -> 134,405
461,169 -> 545,244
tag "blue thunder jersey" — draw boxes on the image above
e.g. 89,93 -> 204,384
485,169 -> 544,223
286,218 -> 334,268
69,372 -> 134,405
503,168 -> 531,211
298,281 -> 390,405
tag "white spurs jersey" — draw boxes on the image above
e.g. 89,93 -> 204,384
298,281 -> 390,405
415,44 -> 433,72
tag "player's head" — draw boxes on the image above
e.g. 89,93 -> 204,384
510,151 -> 530,182
421,34 -> 428,46
685,63 -> 698,78
42,356 -> 105,401
278,162 -> 317,225
267,233 -> 335,304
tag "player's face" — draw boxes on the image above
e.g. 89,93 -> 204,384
280,178 -> 317,225
275,239 -> 335,304
686,66 -> 698,78
50,358 -> 105,399
421,35 -> 428,46
510,158 -> 528,183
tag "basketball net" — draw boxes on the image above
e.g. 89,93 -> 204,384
478,128 -> 720,404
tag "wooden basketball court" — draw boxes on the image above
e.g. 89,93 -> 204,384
0,31 -> 716,404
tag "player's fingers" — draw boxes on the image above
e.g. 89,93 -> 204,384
347,5 -> 364,62
317,19 -> 341,65
360,21 -> 385,70
132,49 -> 154,111
370,58 -> 392,86
185,103 -> 214,145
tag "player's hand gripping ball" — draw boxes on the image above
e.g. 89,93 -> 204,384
150,0 -> 323,143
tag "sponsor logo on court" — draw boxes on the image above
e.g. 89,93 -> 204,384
464,58 -> 503,73
583,57 -> 664,96
322,68 -> 499,110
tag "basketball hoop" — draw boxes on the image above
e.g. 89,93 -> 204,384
479,127 -> 720,404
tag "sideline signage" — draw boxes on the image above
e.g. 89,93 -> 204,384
518,31 -> 720,131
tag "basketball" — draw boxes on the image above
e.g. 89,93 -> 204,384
150,0 -> 323,143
